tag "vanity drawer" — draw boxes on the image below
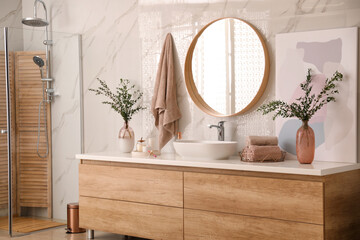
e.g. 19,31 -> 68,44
80,196 -> 183,240
184,209 -> 323,240
79,164 -> 183,207
184,172 -> 324,224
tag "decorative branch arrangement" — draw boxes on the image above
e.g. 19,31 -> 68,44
89,78 -> 146,126
257,69 -> 343,122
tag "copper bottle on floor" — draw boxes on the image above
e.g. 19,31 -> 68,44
66,202 -> 86,234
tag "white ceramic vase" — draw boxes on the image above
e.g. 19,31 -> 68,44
118,122 -> 135,153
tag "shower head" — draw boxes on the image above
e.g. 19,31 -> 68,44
22,0 -> 49,27
33,56 -> 45,79
22,17 -> 48,27
33,56 -> 45,68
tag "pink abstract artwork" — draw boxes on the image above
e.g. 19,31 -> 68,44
275,27 -> 358,163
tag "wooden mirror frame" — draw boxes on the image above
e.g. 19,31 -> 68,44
184,17 -> 270,117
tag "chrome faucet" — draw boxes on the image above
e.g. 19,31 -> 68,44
208,121 -> 225,141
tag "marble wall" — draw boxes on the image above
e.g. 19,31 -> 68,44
0,0 -> 22,28
5,0 -> 360,220
21,0 -> 359,153
0,0 -> 23,50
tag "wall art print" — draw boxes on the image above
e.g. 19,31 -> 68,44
275,27 -> 358,163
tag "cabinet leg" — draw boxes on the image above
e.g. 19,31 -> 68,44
87,229 -> 94,239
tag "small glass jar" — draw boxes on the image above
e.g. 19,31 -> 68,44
136,138 -> 146,152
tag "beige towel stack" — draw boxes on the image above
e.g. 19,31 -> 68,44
151,33 -> 182,150
241,136 -> 284,162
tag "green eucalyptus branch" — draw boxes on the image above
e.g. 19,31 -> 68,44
257,69 -> 343,121
89,78 -> 146,124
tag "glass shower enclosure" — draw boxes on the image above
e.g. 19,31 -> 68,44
1,26 -> 82,237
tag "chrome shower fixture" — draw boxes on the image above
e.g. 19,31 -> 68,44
32,55 -> 51,158
21,0 -> 53,46
23,0 -> 53,102
22,17 -> 48,27
33,55 -> 45,79
23,0 -> 53,158
22,0 -> 49,27
33,55 -> 54,96
33,56 -> 44,68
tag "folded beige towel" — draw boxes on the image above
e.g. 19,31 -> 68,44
246,136 -> 278,146
241,145 -> 283,162
151,33 -> 181,150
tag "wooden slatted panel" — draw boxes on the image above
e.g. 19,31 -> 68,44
0,52 -> 9,207
0,51 -> 16,211
16,53 -> 47,131
15,52 -> 51,214
18,132 -> 48,207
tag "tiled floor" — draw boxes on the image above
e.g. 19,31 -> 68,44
0,227 -> 148,240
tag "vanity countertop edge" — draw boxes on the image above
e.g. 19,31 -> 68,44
75,152 -> 360,176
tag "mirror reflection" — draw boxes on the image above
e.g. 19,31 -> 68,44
191,18 -> 267,116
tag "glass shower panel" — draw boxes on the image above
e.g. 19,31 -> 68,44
4,27 -> 82,237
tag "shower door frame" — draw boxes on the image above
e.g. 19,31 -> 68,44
3,28 -> 53,236
3,27 -> 13,237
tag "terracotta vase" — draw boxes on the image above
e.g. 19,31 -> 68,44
118,122 -> 135,153
296,121 -> 315,164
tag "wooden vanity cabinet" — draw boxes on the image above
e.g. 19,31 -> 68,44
79,160 -> 360,240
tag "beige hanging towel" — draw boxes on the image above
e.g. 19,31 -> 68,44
151,33 -> 181,150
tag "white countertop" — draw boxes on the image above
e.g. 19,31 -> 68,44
76,151 -> 360,176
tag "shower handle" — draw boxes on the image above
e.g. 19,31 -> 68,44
0,129 -> 8,134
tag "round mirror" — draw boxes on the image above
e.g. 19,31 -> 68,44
184,18 -> 270,117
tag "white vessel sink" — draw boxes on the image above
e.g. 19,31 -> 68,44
173,140 -> 237,160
